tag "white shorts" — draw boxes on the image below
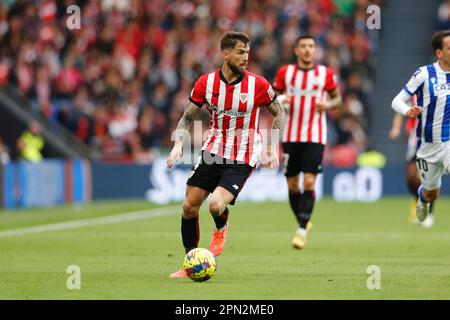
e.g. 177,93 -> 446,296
415,141 -> 450,190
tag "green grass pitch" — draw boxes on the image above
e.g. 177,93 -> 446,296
0,197 -> 450,299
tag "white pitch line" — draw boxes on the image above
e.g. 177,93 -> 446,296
0,205 -> 179,239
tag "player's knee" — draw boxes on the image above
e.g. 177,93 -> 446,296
303,177 -> 316,191
182,201 -> 199,219
208,197 -> 224,217
287,178 -> 299,193
425,190 -> 439,202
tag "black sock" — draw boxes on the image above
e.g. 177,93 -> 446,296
429,201 -> 434,215
213,207 -> 229,230
181,216 -> 199,253
288,191 -> 301,224
299,190 -> 316,229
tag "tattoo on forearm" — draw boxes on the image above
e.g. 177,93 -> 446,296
177,102 -> 200,129
175,102 -> 201,143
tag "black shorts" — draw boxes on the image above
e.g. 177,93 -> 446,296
282,142 -> 325,177
186,151 -> 253,205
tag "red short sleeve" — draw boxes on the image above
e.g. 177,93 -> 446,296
324,67 -> 337,92
255,76 -> 276,107
273,65 -> 288,92
189,74 -> 207,108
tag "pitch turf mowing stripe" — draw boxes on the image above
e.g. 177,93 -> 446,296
0,205 -> 179,238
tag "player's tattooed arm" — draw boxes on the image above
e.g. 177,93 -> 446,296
262,98 -> 285,169
175,102 -> 201,140
316,88 -> 343,112
167,101 -> 201,168
267,98 -> 286,134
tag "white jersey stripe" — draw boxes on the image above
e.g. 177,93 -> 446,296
289,70 -> 303,141
211,80 -> 227,155
433,69 -> 446,141
283,65 -> 295,142
203,72 -> 217,148
250,107 -> 262,165
236,75 -> 255,162
300,70 -> 315,141
223,83 -> 241,158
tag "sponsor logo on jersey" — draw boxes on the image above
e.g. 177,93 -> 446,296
433,82 -> 450,96
208,103 -> 248,117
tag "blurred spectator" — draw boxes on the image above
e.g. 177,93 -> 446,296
437,0 -> 450,30
16,121 -> 44,162
0,137 -> 10,165
356,146 -> 386,168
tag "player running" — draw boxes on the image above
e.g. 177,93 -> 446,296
391,30 -> 450,225
273,35 -> 342,249
167,31 -> 286,279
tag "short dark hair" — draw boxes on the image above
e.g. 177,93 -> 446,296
431,30 -> 450,52
220,31 -> 250,50
295,35 -> 317,46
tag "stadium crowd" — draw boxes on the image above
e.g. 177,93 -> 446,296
0,0 -> 382,165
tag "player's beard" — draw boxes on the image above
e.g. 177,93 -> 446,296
300,57 -> 313,66
228,62 -> 245,75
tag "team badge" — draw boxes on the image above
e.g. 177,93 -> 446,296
240,93 -> 248,103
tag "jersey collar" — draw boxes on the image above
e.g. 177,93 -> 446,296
296,63 -> 316,71
219,68 -> 245,85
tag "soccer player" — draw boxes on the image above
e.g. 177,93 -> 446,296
166,31 -> 286,278
389,110 -> 435,227
273,35 -> 342,249
391,30 -> 450,224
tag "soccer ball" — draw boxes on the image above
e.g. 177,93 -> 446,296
182,248 -> 217,282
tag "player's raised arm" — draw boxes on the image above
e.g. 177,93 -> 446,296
166,101 -> 201,168
391,90 -> 423,118
392,67 -> 426,118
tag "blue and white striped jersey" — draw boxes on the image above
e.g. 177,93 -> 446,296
403,62 -> 450,144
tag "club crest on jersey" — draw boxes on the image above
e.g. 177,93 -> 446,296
240,93 -> 248,103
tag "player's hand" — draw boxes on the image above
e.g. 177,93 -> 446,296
166,143 -> 183,169
406,106 -> 423,118
262,146 -> 279,169
389,127 -> 401,140
315,100 -> 330,112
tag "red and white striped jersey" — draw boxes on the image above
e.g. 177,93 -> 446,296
189,69 -> 275,167
274,64 -> 337,144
